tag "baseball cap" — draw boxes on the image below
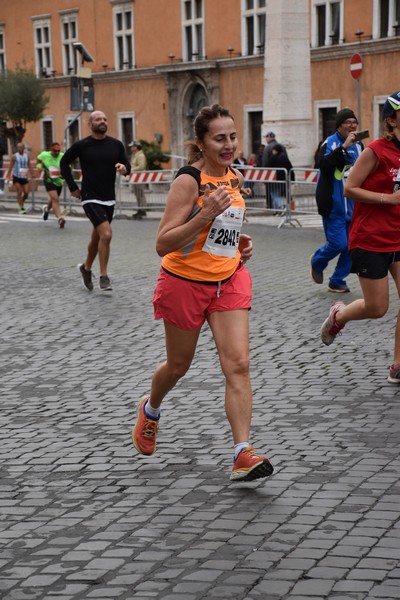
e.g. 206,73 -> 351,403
383,91 -> 400,119
265,131 -> 275,138
129,140 -> 142,148
335,108 -> 357,129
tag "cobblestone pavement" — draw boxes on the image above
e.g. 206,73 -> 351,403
1,209 -> 400,600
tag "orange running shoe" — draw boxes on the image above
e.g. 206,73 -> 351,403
132,395 -> 159,455
230,447 -> 274,482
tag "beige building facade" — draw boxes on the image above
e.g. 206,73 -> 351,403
0,0 -> 398,166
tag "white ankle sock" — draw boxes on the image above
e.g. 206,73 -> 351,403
234,442 -> 250,460
144,399 -> 160,419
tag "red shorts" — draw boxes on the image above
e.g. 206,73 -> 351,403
153,263 -> 252,331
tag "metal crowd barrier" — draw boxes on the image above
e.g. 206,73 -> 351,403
289,168 -> 319,215
0,163 -> 48,214
241,166 -> 294,227
0,164 -> 320,228
242,166 -> 320,227
116,169 -> 174,217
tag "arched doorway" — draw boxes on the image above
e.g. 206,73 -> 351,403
185,83 -> 209,140
165,69 -> 219,166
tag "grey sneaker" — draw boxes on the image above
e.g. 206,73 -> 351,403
77,263 -> 94,291
320,301 -> 345,346
310,255 -> 323,284
99,275 -> 112,291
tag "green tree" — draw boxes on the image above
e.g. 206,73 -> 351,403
0,68 -> 48,150
139,139 -> 170,170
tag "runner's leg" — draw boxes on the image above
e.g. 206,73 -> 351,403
149,321 -> 200,408
207,309 -> 252,444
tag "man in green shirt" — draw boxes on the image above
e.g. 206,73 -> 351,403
37,142 -> 66,228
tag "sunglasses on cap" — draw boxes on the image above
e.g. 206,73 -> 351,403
387,96 -> 400,112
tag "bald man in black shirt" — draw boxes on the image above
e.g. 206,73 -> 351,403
61,111 -> 131,291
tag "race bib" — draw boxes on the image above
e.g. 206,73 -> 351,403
393,168 -> 400,192
202,206 -> 244,257
19,168 -> 28,178
49,166 -> 60,179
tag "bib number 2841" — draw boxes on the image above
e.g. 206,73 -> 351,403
202,206 -> 244,257
213,228 -> 239,247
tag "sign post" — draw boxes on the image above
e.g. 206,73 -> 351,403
350,53 -> 363,128
63,42 -> 95,215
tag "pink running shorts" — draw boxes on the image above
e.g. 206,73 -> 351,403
153,263 -> 252,331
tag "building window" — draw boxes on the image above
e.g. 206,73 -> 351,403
41,119 -> 54,150
0,27 -> 6,73
312,0 -> 343,47
241,0 -> 266,56
375,0 -> 400,37
182,0 -> 204,61
314,99 -> 340,153
33,18 -> 53,77
113,3 -> 134,70
392,0 -> 400,35
319,107 -> 337,140
373,95 -> 388,137
60,12 -> 78,76
118,113 -> 135,153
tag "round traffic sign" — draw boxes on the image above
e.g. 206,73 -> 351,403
350,53 -> 363,79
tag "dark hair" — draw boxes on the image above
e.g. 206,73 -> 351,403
273,144 -> 284,154
186,104 -> 234,163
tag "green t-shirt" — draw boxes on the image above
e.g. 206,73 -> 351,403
37,150 -> 64,187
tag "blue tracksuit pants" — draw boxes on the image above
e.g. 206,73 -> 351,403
312,217 -> 351,287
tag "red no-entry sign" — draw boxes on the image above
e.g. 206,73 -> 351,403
350,53 -> 363,79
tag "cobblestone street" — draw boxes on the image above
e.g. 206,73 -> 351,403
1,210 -> 400,600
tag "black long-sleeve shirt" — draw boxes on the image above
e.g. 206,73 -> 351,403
60,136 -> 131,202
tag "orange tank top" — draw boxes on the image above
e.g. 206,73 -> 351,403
161,166 -> 246,282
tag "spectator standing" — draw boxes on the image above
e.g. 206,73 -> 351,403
313,140 -> 324,169
132,103 -> 274,483
262,131 -> 288,166
130,141 -> 148,220
256,143 -> 265,167
310,109 -> 363,293
247,153 -> 257,167
262,132 -> 288,208
233,150 -> 247,174
234,150 -> 252,198
37,142 -> 66,228
60,110 -> 130,292
264,144 -> 294,211
0,134 -> 7,195
6,142 -> 32,214
244,152 -> 257,197
320,91 -> 400,385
